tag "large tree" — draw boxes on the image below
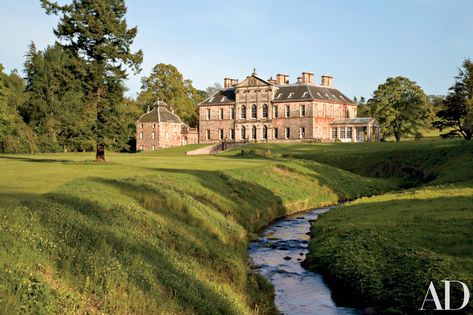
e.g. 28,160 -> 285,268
0,65 -> 36,153
368,76 -> 430,141
41,0 -> 143,161
433,59 -> 473,140
23,42 -> 95,152
138,63 -> 204,127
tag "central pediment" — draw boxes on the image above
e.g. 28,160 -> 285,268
235,74 -> 272,88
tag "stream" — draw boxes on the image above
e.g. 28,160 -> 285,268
248,206 -> 359,315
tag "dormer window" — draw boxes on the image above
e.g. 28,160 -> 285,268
288,92 -> 294,98
317,92 -> 323,98
302,91 -> 308,97
208,97 -> 215,103
220,97 -> 226,102
276,93 -> 283,99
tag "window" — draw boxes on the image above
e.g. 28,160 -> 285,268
206,130 -> 210,140
276,93 -> 283,99
219,108 -> 224,120
165,132 -> 169,140
219,129 -> 224,140
347,127 -> 353,139
300,127 -> 305,139
152,123 -> 156,128
251,125 -> 257,139
230,129 -> 235,140
140,124 -> 143,128
241,105 -> 246,119
285,127 -> 290,139
262,104 -> 268,118
208,97 -> 214,103
220,96 -> 226,102
206,108 -> 211,120
139,132 -> 144,140
302,91 -> 308,98
288,92 -> 294,98
285,105 -> 290,117
273,106 -> 278,118
346,109 -> 350,118
274,128 -> 278,139
152,145 -> 155,150
139,145 -> 143,150
151,131 -> 156,140
263,126 -> 268,139
251,104 -> 257,119
241,126 -> 246,140
331,128 -> 338,139
300,105 -> 306,117
230,107 -> 235,120
340,127 -> 346,139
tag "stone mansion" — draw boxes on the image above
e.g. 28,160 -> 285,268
198,71 -> 379,143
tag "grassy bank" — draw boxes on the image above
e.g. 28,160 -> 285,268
227,140 -> 473,314
0,147 -> 395,314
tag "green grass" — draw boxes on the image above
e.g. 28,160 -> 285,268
0,145 -> 395,314
226,140 -> 473,314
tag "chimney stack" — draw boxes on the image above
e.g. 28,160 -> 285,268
301,72 -> 314,84
224,78 -> 233,88
321,75 -> 333,87
276,73 -> 289,85
297,77 -> 303,84
230,78 -> 238,86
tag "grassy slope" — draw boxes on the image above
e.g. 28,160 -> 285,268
226,140 -> 473,314
0,146 -> 395,314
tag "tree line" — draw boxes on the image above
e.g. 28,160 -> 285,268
355,60 -> 473,141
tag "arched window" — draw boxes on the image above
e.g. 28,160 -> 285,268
252,125 -> 257,139
241,105 -> 246,119
262,104 -> 268,118
251,104 -> 257,119
241,126 -> 246,140
263,125 -> 268,139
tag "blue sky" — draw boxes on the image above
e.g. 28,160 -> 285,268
1,0 -> 473,99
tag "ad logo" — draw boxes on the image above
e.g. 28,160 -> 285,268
420,281 -> 470,311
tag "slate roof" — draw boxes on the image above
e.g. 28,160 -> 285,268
137,101 -> 183,123
201,88 -> 236,105
198,83 -> 354,106
272,84 -> 355,104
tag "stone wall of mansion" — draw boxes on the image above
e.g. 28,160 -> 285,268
198,71 -> 360,143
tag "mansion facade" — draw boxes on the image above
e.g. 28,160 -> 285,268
198,71 -> 379,143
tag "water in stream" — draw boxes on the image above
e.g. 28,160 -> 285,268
248,206 -> 359,315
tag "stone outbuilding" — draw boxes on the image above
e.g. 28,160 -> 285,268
136,101 -> 198,151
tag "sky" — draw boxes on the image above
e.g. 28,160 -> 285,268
1,0 -> 473,100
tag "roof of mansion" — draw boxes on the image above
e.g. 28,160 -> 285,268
199,74 -> 355,106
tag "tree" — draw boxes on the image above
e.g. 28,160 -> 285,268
23,42 -> 95,152
354,96 -> 369,117
0,65 -> 36,153
368,76 -> 430,141
205,82 -> 222,97
433,59 -> 473,140
138,63 -> 203,127
41,0 -> 143,161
